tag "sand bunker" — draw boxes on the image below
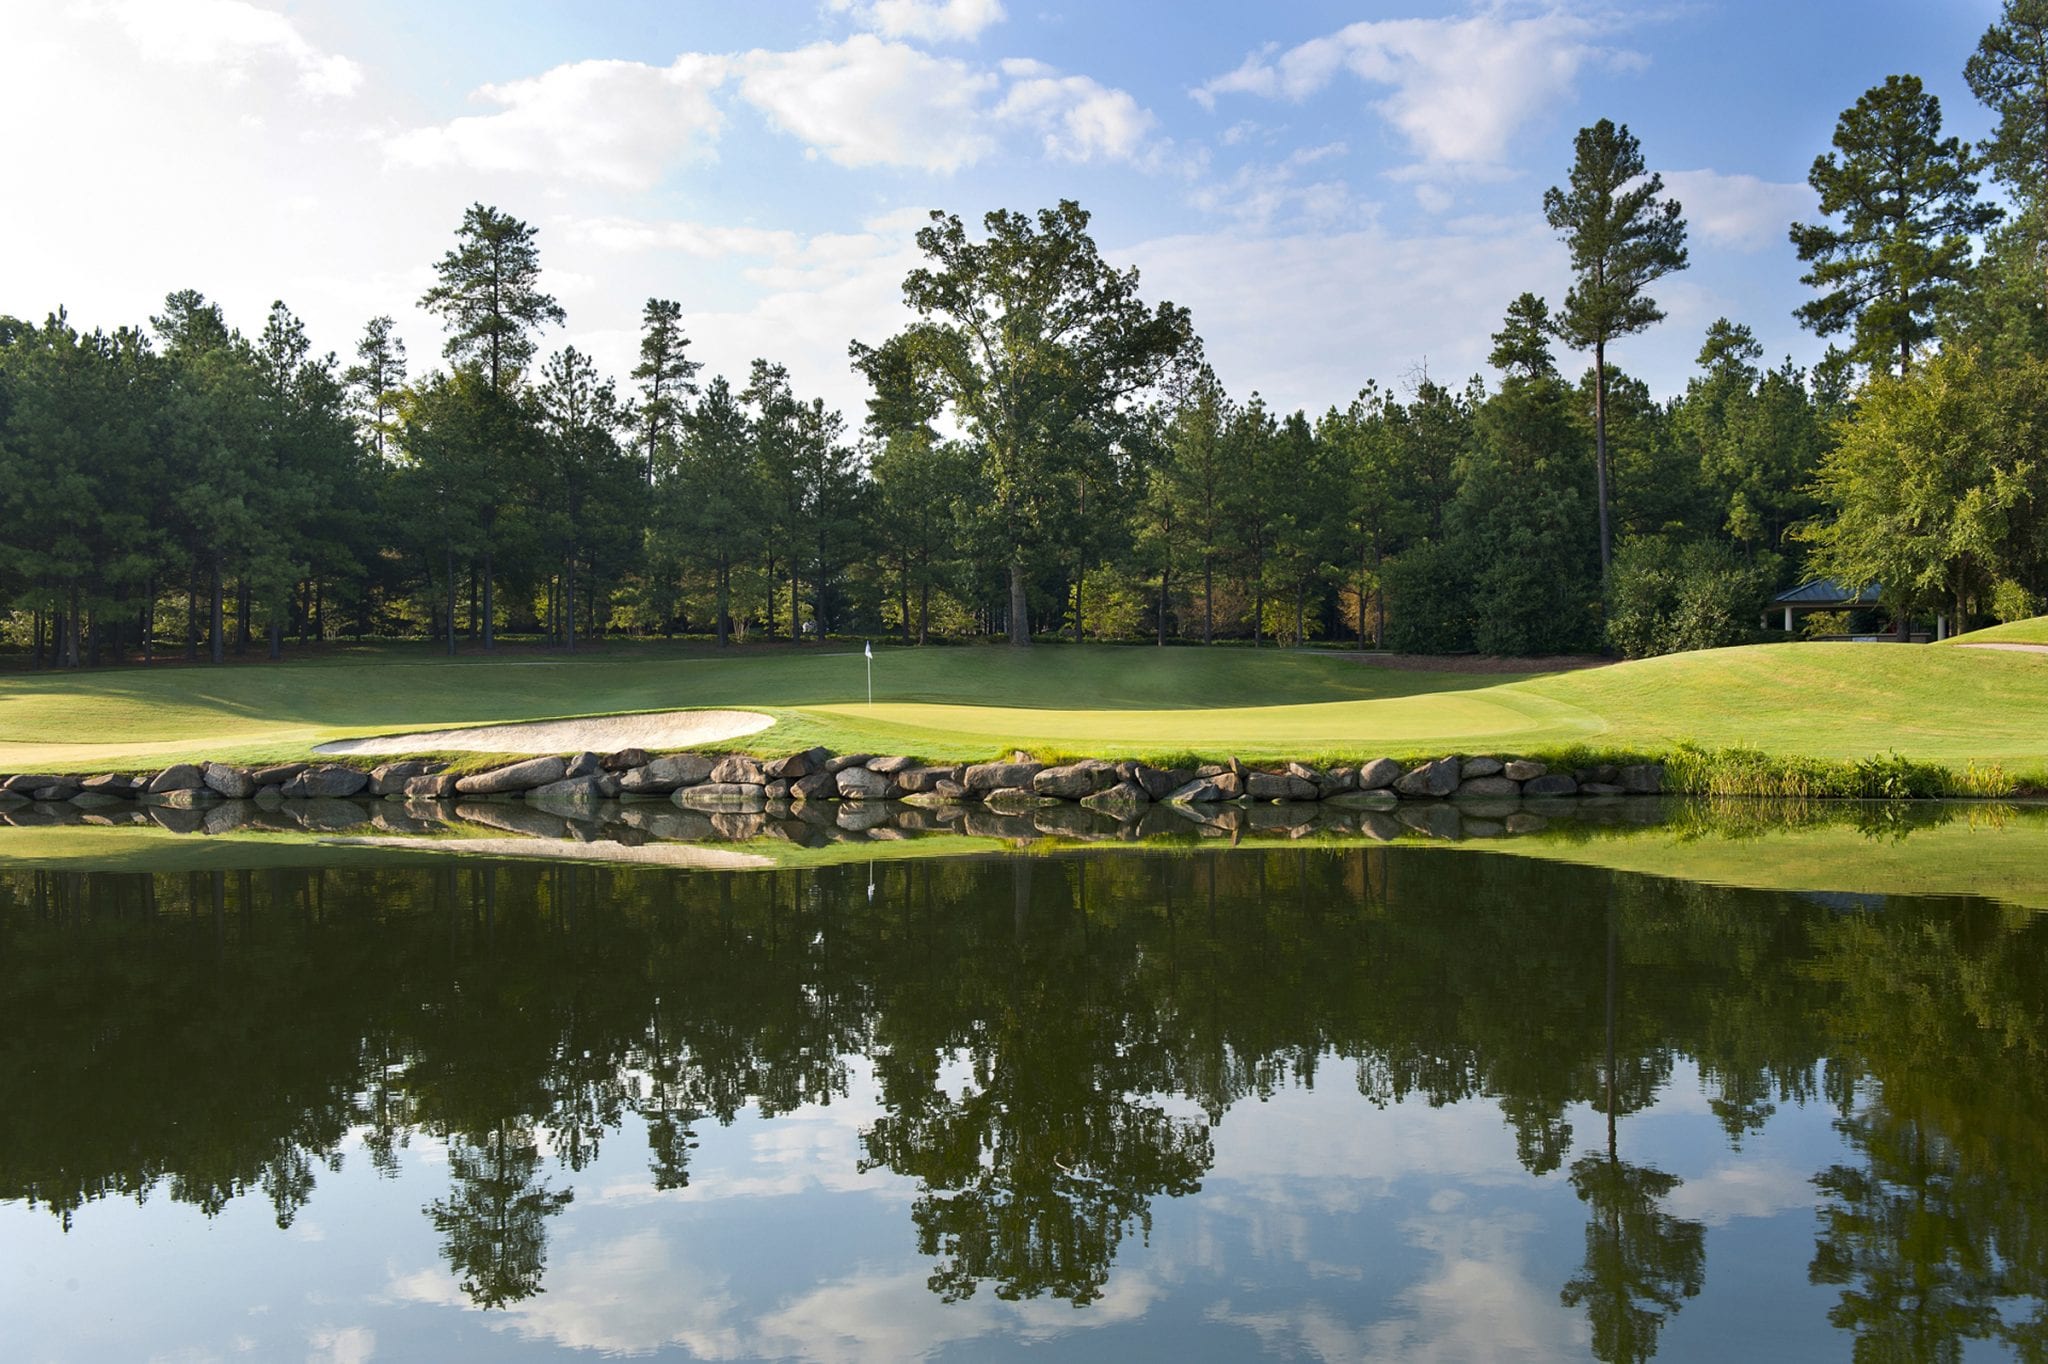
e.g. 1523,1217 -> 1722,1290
313,709 -> 774,757
1959,642 -> 2048,655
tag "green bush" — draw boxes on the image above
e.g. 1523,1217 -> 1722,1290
1607,535 -> 1778,659
1383,542 -> 1474,654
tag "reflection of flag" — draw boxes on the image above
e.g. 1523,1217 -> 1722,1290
864,641 -> 872,659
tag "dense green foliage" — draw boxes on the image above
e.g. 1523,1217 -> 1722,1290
7,8 -> 2048,663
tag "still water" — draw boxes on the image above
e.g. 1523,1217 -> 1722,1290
2,840 -> 2044,1361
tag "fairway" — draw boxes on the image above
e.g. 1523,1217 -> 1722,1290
0,639 -> 2044,772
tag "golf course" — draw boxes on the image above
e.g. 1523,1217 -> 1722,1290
2,634 -> 2044,778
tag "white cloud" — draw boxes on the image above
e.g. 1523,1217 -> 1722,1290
996,63 -> 1157,162
829,0 -> 1007,42
105,0 -> 363,97
1190,142 -> 1362,230
738,35 -> 997,171
305,1325 -> 377,1364
1660,169 -> 1813,252
386,55 -> 728,188
1196,12 -> 1644,168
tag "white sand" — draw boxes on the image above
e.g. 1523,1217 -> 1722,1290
312,708 -> 774,757
322,836 -> 774,869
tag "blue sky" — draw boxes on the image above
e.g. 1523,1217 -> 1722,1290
1,0 -> 2012,422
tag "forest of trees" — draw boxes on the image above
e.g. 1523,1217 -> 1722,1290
8,3 -> 2048,667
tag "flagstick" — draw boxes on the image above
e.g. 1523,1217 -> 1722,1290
866,641 -> 873,709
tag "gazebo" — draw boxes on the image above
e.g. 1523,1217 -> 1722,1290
1769,579 -> 1887,635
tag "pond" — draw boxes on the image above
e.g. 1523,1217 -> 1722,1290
3,817 -> 2045,1361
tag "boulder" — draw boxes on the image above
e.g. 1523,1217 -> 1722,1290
366,759 -> 438,797
1358,758 -> 1403,791
531,776 -> 606,808
1210,770 -> 1246,800
249,762 -> 308,787
455,756 -> 566,796
1033,761 -> 1115,799
836,766 -> 893,800
984,787 -> 1060,813
1503,759 -> 1547,782
1522,774 -> 1579,797
710,755 -> 765,785
31,781 -> 82,803
1618,763 -> 1665,795
764,780 -> 790,801
1,774 -> 59,793
148,763 -> 207,795
1080,780 -> 1149,817
403,771 -> 459,799
963,760 -> 1043,792
824,752 -> 875,773
1455,776 -> 1520,799
1314,768 -> 1359,798
0,791 -> 26,809
1284,761 -> 1323,782
867,754 -> 918,775
149,787 -> 220,809
1246,772 -> 1317,802
933,779 -> 970,800
564,751 -> 604,779
1394,757 -> 1461,799
1461,756 -> 1504,779
619,753 -> 714,794
80,774 -> 137,795
1132,764 -> 1186,801
1164,777 -> 1228,804
894,765 -> 958,794
790,771 -> 838,802
200,763 -> 255,798
602,747 -> 651,772
764,748 -> 828,781
284,765 -> 370,799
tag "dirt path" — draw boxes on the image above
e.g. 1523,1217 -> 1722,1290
1958,642 -> 2048,655
312,708 -> 774,757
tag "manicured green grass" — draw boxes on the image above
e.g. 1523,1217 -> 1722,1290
1945,615 -> 2048,646
0,638 -> 2043,775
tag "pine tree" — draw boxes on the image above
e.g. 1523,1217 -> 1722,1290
632,298 -> 700,486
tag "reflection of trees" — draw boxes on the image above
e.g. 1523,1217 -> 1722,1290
427,1120 -> 574,1309
2,849 -> 2047,1338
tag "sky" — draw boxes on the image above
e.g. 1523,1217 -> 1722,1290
0,0 -> 2014,425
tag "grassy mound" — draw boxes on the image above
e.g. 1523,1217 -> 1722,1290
1944,615 -> 2048,646
0,639 -> 2042,780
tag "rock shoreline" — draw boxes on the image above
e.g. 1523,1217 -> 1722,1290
0,749 -> 1664,817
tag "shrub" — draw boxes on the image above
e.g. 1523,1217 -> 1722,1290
1383,542 -> 1474,653
1607,535 -> 1777,659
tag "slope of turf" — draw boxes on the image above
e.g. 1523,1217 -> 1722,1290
0,638 -> 2043,772
1944,615 -> 2048,646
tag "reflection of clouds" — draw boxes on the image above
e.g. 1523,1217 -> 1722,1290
1209,1200 -> 1586,1363
305,1325 -> 376,1364
1663,1160 -> 1811,1227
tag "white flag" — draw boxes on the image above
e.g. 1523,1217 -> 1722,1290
865,641 -> 873,658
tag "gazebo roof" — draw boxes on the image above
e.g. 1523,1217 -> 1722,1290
1772,579 -> 1883,608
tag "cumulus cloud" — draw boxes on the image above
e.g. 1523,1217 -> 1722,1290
737,35 -> 997,171
997,60 -> 1157,162
386,55 -> 728,187
1659,169 -> 1814,252
828,0 -> 1007,42
1195,10 -> 1644,169
104,0 -> 362,96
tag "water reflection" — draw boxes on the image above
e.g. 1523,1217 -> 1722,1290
2,848 -> 2046,1358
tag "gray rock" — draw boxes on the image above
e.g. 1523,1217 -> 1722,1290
148,787 -> 220,809
564,751 -> 603,779
933,779 -> 969,800
764,779 -> 790,800
1164,777 -> 1226,804
1080,780 -> 1149,817
764,748 -> 827,781
963,760 -> 1043,792
366,759 -> 436,797
1503,759 -> 1547,782
1314,768 -> 1359,798
824,752 -> 874,773
1580,782 -> 1627,796
1033,761 -> 1115,799
1284,761 -> 1322,782
253,786 -> 285,807
532,776 -> 606,807
1358,758 -> 1403,790
1209,770 -> 1246,800
619,753 -> 714,794
1456,776 -> 1521,799
284,765 -> 370,799
710,755 -> 765,785
985,787 -> 1060,813
148,763 -> 207,795
70,791 -> 125,810
202,801 -> 255,835
31,782 -> 81,802
249,762 -> 307,787
790,770 -> 838,802
1522,774 -> 1579,797
1461,756 -> 1504,779
456,755 -> 566,796
1,773 -> 58,793
80,774 -> 137,795
1246,772 -> 1318,802
147,804 -> 207,833
836,766 -> 893,799
403,771 -> 458,799
1133,764 -> 1186,801
899,791 -> 964,809
1618,763 -> 1665,794
867,754 -> 918,775
603,747 -> 652,772
1394,757 -> 1461,799
0,791 -> 27,809
894,765 -> 958,794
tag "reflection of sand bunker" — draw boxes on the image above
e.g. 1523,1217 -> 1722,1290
313,709 -> 773,757
323,836 -> 773,869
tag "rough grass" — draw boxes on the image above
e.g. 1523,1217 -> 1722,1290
0,639 -> 2043,785
1945,614 -> 2048,646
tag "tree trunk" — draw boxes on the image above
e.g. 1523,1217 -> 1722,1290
65,587 -> 82,667
565,561 -> 577,653
900,557 -> 912,645
762,552 -> 777,641
1593,338 -> 1612,595
32,608 -> 43,670
235,577 -> 250,654
1295,580 -> 1305,648
1252,552 -> 1264,649
715,558 -> 731,648
210,561 -> 225,665
1007,559 -> 1031,647
268,618 -> 282,661
87,609 -> 100,668
1072,568 -> 1084,645
918,575 -> 930,646
467,562 -> 478,640
1374,544 -> 1386,647
314,578 -> 323,644
185,565 -> 199,661
1158,565 -> 1170,647
1203,553 -> 1214,645
142,578 -> 154,662
482,550 -> 496,651
789,563 -> 800,644
444,545 -> 457,656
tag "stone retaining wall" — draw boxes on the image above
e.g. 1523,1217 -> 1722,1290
0,748 -> 1664,817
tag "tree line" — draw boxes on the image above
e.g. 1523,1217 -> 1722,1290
7,1 -> 2048,666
